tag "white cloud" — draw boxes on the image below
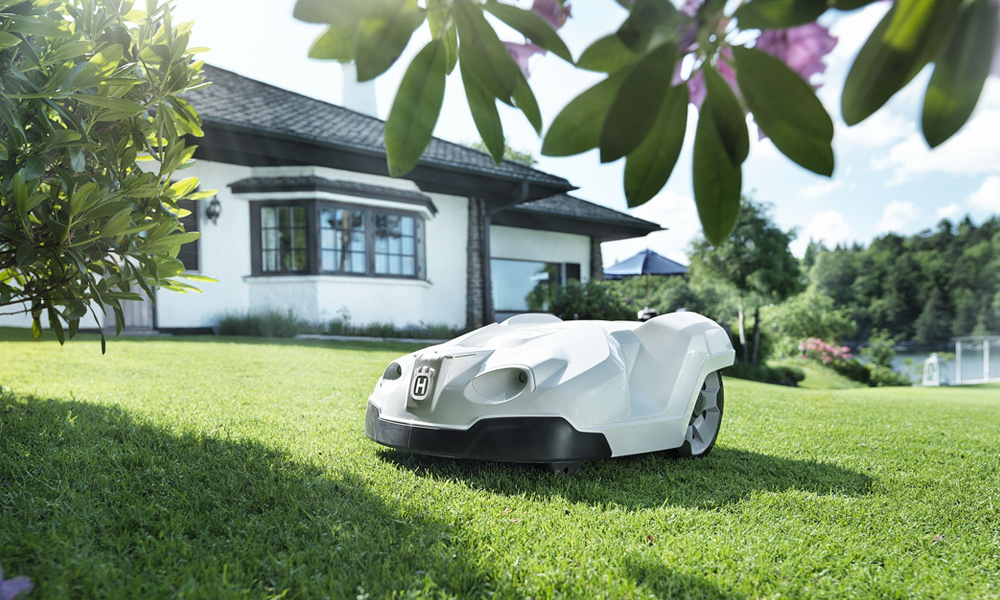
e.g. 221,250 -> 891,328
836,109 -> 914,151
876,201 -> 921,234
800,180 -> 845,199
966,176 -> 1000,214
936,202 -> 964,222
791,210 -> 855,256
874,109 -> 1000,185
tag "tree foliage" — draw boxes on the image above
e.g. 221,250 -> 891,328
808,216 -> 1000,344
295,0 -> 998,245
690,198 -> 802,364
0,0 -> 210,349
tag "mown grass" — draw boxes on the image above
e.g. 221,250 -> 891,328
1,327 -> 999,599
773,357 -> 865,390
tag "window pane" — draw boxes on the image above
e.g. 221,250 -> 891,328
321,250 -> 334,271
402,237 -> 414,255
389,235 -> 401,254
375,254 -> 387,273
375,235 -> 389,253
402,257 -> 415,275
291,206 -> 306,227
491,259 -> 558,312
401,217 -> 414,236
390,255 -> 402,275
351,253 -> 365,273
277,206 -> 289,229
263,250 -> 277,272
262,207 -> 276,228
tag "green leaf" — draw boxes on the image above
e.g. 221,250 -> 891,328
7,15 -> 69,38
616,0 -> 680,54
308,25 -> 356,61
734,0 -> 829,30
842,0 -> 960,125
483,0 -> 573,62
600,41 -> 676,163
702,64 -> 749,165
385,39 -> 447,177
293,0 -> 368,25
72,93 -> 146,115
921,0 -> 997,148
693,104 -> 743,246
542,71 -> 628,157
355,0 -> 425,81
64,299 -> 89,321
624,84 -> 688,208
831,0 -> 881,9
15,242 -> 37,267
733,46 -> 834,176
452,0 -> 520,102
462,61 -> 505,163
427,0 -> 458,74
0,30 -> 21,50
48,306 -> 65,345
512,73 -> 542,134
577,34 -> 636,74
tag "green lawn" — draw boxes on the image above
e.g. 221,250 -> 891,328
1,328 -> 999,599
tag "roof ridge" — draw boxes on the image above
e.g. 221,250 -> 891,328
199,64 -> 570,185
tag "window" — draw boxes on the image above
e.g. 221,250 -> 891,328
261,205 -> 309,273
252,201 -> 424,279
176,199 -> 200,271
320,207 -> 366,274
374,213 -> 417,276
491,259 -> 581,314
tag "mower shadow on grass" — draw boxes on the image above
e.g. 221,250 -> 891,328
0,395 -> 499,598
378,447 -> 876,511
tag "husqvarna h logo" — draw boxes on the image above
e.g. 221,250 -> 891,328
411,366 -> 435,401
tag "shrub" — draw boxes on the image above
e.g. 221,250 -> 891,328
550,280 -> 634,321
800,337 -> 910,387
216,310 -> 307,338
325,319 -> 459,340
724,361 -> 805,386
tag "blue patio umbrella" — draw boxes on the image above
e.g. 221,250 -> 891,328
604,249 -> 688,299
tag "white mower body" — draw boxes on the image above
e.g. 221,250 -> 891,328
365,312 -> 735,470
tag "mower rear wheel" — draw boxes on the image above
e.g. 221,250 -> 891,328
666,370 -> 724,459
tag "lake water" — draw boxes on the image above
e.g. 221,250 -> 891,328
893,340 -> 1000,385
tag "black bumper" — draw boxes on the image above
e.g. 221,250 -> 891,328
364,401 -> 612,464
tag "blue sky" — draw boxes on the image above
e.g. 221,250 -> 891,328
170,0 -> 1000,265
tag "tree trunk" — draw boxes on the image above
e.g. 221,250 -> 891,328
738,297 -> 748,363
751,305 -> 761,366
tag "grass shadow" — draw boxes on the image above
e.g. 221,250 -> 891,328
379,446 -> 876,511
0,395 -> 489,597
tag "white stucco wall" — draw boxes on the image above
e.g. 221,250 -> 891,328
155,161 -> 254,328
489,225 -> 591,278
156,163 -> 471,330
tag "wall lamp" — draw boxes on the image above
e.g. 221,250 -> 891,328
205,197 -> 222,225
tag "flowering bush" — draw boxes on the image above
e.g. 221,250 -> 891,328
800,338 -> 853,364
800,337 -> 910,387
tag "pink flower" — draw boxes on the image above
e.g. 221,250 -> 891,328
679,0 -> 700,17
686,47 -> 739,109
0,564 -> 33,600
504,41 -> 546,78
755,23 -> 837,88
531,0 -> 571,30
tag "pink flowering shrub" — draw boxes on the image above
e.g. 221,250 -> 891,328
800,337 -> 852,364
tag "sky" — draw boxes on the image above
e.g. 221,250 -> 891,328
168,0 -> 1000,266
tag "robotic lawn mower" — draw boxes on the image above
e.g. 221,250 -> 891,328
365,311 -> 735,473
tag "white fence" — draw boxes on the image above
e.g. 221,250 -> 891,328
954,336 -> 1000,385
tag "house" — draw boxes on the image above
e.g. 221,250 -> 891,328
3,65 -> 661,333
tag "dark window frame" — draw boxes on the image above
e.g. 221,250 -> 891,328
250,199 -> 425,280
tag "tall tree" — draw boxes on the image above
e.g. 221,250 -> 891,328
691,198 -> 802,364
0,0 -> 209,349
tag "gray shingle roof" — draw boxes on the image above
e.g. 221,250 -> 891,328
508,194 -> 661,231
187,65 -> 570,187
